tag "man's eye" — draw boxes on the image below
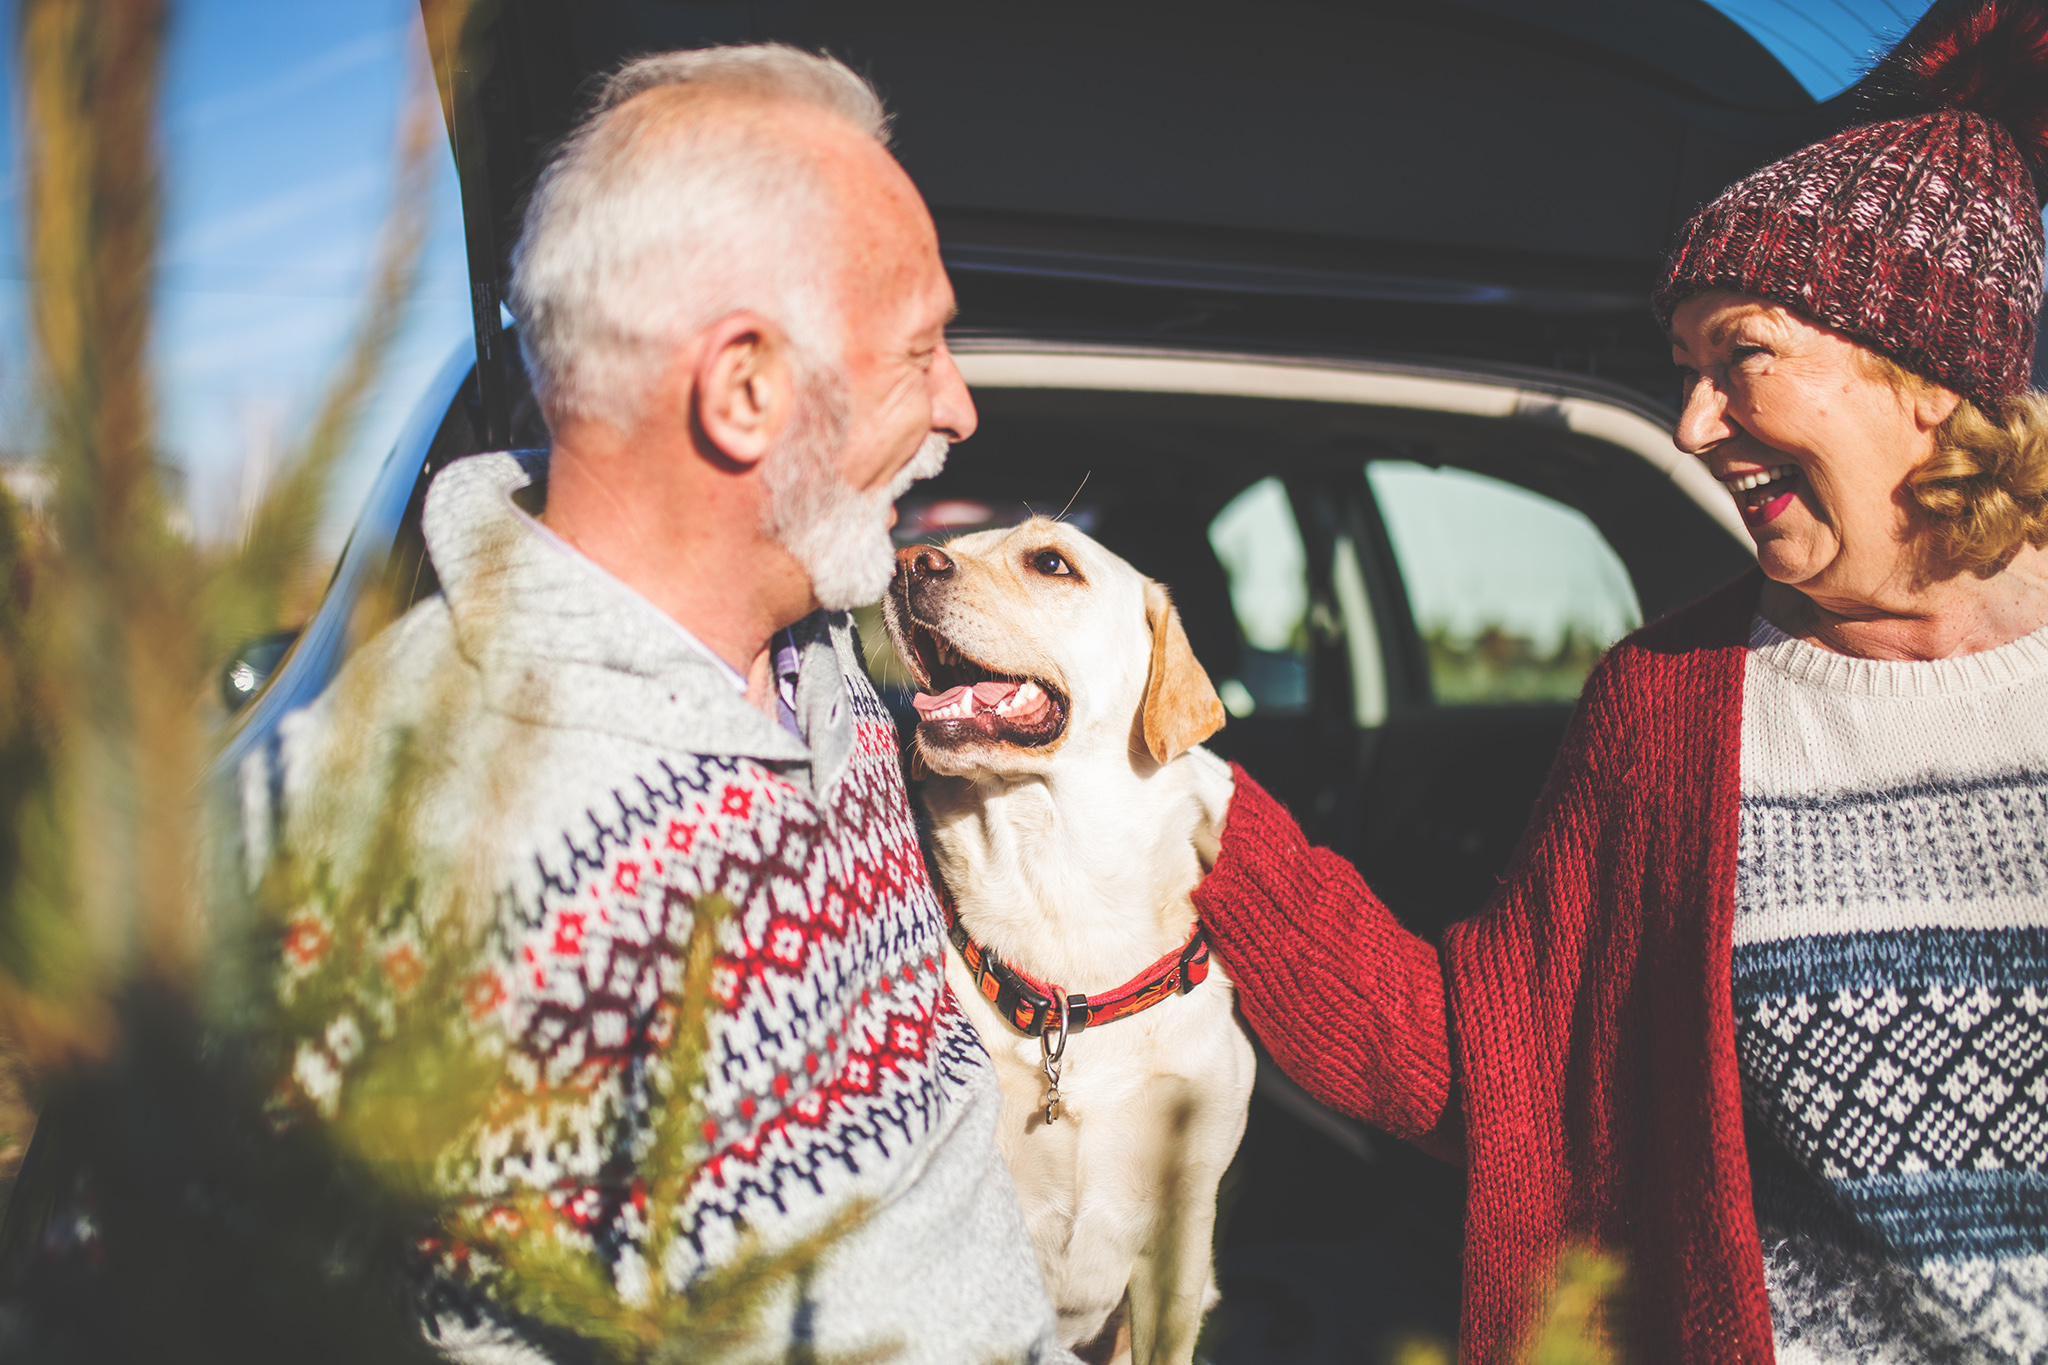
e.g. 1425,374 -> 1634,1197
1031,550 -> 1072,577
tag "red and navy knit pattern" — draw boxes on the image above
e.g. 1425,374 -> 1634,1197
279,665 -> 978,1290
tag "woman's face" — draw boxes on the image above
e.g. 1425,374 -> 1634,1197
1669,291 -> 1959,606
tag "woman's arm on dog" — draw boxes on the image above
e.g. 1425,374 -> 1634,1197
1193,765 -> 1457,1158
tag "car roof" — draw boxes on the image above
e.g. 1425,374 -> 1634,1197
427,0 -> 1877,433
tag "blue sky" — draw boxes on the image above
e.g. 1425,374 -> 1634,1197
1704,0 -> 1933,99
0,0 -> 471,547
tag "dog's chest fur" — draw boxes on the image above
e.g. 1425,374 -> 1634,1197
921,749 -> 1254,1358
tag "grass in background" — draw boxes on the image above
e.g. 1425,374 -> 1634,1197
1421,624 -> 1612,706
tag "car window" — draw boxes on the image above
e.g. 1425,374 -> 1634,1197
1367,460 -> 1640,705
1206,479 -> 1310,718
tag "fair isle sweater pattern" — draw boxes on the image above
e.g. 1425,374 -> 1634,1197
270,593 -> 972,1277
434,698 -> 979,1278
252,453 -> 1061,1363
1732,615 -> 2048,1364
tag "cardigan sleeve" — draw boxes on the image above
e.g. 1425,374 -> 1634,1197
1197,574 -> 1766,1365
1193,765 -> 1457,1153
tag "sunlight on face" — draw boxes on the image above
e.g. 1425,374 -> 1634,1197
823,142 -> 975,505
1668,292 -> 1951,605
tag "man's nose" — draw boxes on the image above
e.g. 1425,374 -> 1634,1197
898,545 -> 954,582
929,345 -> 978,444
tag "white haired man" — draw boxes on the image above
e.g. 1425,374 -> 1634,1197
245,46 -> 1070,1363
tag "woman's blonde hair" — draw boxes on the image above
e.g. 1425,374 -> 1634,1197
1863,351 -> 2048,573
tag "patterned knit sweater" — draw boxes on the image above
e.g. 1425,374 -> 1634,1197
241,452 -> 1065,1363
1735,615 -> 2048,1363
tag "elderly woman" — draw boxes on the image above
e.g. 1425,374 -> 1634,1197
1194,2 -> 2048,1361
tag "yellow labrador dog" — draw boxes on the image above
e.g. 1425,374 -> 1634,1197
882,517 -> 1254,1365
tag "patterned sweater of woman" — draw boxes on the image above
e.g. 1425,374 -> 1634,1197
1736,615 -> 2048,1363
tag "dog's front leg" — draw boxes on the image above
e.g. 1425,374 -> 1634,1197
1125,1094 -> 1232,1365
1125,1192 -> 1220,1365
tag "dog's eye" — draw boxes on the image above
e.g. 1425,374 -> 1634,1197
1030,549 -> 1073,577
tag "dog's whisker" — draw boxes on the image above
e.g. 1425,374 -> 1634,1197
1054,471 -> 1092,524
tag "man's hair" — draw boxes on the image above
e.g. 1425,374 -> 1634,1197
509,45 -> 889,431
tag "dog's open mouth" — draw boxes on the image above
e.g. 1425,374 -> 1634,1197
900,621 -> 1066,748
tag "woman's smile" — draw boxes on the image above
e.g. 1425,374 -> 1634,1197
1721,463 -> 1802,526
1666,291 -> 1965,599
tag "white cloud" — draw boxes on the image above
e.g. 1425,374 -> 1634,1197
174,26 -> 406,133
162,163 -> 384,263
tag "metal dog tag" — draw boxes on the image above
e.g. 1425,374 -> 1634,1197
1040,995 -> 1071,1125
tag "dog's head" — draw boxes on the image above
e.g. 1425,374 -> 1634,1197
881,516 -> 1225,779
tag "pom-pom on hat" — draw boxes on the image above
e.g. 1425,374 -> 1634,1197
1653,0 -> 2048,409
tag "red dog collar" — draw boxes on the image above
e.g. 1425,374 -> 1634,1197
933,880 -> 1212,1039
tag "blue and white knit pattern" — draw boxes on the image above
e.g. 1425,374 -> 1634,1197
1734,615 -> 2048,1364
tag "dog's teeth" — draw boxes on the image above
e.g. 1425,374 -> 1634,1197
996,681 -> 1041,717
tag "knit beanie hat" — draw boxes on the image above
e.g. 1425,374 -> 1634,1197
1653,0 -> 2048,410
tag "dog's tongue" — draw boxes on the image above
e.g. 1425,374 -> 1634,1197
972,680 -> 1021,708
911,680 -> 1025,716
911,685 -> 968,716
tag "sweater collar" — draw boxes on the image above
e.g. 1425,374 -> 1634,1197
422,451 -> 856,788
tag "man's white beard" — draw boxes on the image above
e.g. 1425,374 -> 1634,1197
763,371 -> 950,611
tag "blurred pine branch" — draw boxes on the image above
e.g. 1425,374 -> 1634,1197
1523,1244 -> 1626,1365
0,3 -> 888,1359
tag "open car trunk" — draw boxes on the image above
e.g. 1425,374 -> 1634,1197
427,0 -> 1845,443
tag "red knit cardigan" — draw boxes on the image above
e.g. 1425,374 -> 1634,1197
1195,573 -> 1775,1364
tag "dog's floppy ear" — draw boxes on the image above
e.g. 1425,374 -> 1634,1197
1142,579 -> 1226,765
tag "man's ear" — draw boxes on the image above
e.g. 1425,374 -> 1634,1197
1142,579 -> 1226,765
692,313 -> 790,468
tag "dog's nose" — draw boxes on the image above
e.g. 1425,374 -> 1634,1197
899,545 -> 954,581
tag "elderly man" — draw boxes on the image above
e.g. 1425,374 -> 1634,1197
247,46 -> 1067,1363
